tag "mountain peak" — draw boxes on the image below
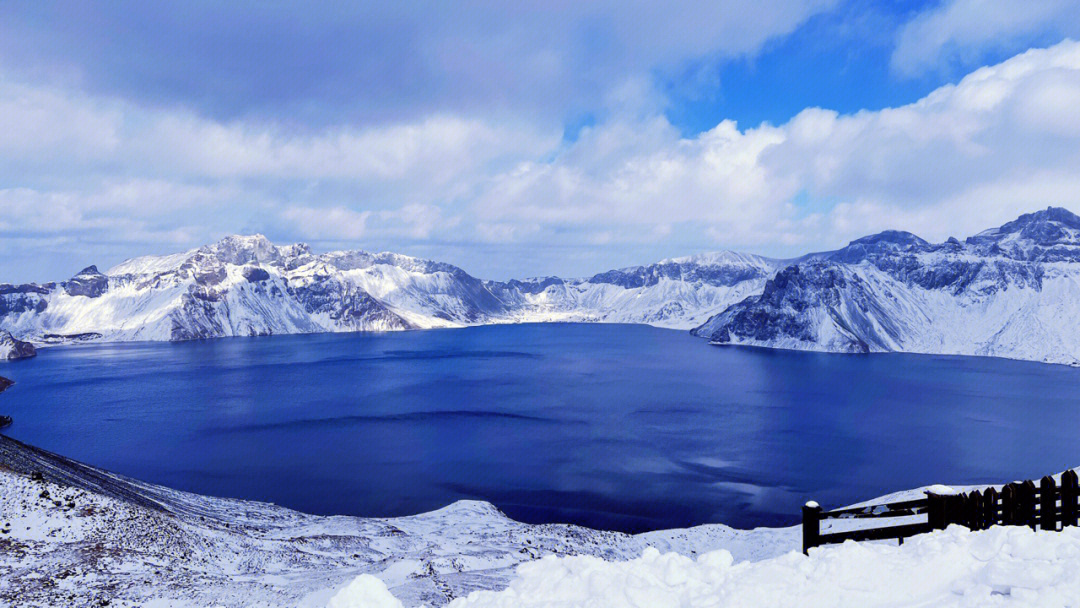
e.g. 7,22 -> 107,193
847,230 -> 928,248
202,234 -> 282,266
659,250 -> 777,268
830,230 -> 929,263
969,207 -> 1080,251
997,206 -> 1080,232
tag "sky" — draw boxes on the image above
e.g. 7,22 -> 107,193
2,1 -> 1080,282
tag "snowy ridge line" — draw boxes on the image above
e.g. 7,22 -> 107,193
0,233 -> 780,344
0,433 -> 177,515
7,207 -> 1080,365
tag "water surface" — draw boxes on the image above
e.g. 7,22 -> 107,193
2,323 -> 1078,532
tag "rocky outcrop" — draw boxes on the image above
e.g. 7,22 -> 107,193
62,265 -> 109,298
0,331 -> 35,361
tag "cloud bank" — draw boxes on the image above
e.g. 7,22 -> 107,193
1,4 -> 1080,283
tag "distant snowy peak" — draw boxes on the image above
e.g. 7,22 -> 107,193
966,206 -> 1080,260
657,250 -> 782,269
480,250 -> 780,329
586,251 -> 779,289
693,207 -> 1080,365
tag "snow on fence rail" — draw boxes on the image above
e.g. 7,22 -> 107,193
802,470 -> 1080,554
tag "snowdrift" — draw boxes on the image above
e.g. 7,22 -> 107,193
332,524 -> 1080,607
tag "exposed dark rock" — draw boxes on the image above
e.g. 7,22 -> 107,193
39,333 -> 104,344
0,331 -> 35,361
241,266 -> 271,282
62,266 -> 109,298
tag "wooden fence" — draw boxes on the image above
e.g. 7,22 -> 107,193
802,470 -> 1080,554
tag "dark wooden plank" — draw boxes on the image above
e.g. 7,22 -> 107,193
1002,484 -> 1017,526
927,491 -> 947,530
966,490 -> 982,530
1022,480 -> 1038,529
1041,476 -> 1057,531
983,487 -> 999,529
1062,471 -> 1079,527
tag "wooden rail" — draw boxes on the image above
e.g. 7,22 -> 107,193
803,470 -> 1080,554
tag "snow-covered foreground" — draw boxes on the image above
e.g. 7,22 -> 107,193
0,434 -> 794,607
4,433 -> 1078,607
340,525 -> 1080,608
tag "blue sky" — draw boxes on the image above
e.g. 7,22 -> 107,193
2,1 -> 1080,282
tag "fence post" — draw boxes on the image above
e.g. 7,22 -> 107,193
1021,480 -> 1038,529
1063,471 -> 1079,528
966,490 -> 982,530
1002,484 -> 1017,525
984,487 -> 999,528
927,486 -> 958,530
1040,476 -> 1057,531
802,501 -> 822,555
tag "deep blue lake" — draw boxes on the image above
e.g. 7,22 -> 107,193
2,323 -> 1079,532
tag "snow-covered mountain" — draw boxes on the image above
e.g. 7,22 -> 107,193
6,207 -> 1080,365
693,207 -> 1080,365
486,251 -> 779,328
0,235 -> 776,344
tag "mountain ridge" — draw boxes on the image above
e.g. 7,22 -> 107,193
3,207 -> 1080,365
692,206 -> 1080,365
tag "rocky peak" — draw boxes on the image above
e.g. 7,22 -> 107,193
963,207 -> 1080,261
62,265 -> 109,298
201,235 -> 282,267
831,230 -> 930,264
969,207 -> 1080,248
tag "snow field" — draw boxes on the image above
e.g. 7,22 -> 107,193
332,524 -> 1080,608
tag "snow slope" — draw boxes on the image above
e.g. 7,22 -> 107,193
693,207 -> 1080,365
486,251 -> 780,329
0,434 -> 796,608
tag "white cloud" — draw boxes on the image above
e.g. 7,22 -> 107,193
473,40 -> 1080,252
280,206 -> 371,241
0,74 -> 556,184
0,1 -> 837,124
4,36 -> 1080,280
891,0 -> 1080,77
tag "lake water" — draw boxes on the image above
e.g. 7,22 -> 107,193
2,323 -> 1079,533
